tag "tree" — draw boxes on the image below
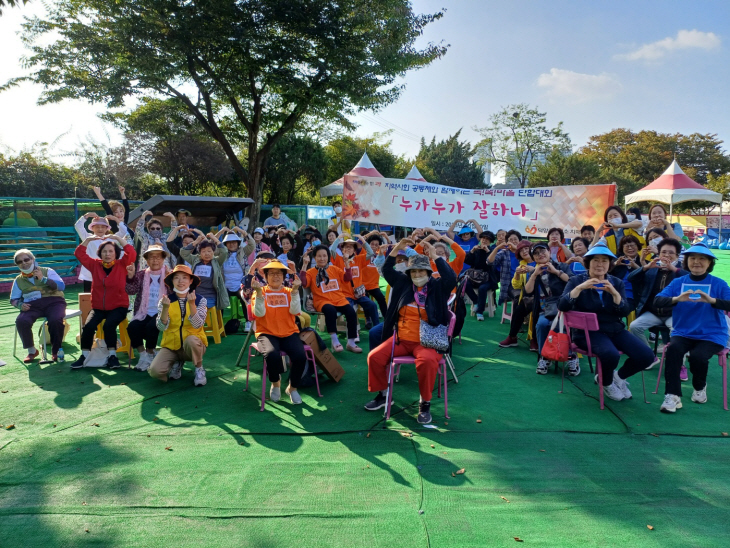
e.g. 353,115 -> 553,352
11,0 -> 447,222
324,133 -> 406,183
0,0 -> 28,15
707,173 -> 730,203
474,104 -> 572,188
416,130 -> 485,188
528,150 -> 601,187
0,149 -> 84,198
265,134 -> 327,204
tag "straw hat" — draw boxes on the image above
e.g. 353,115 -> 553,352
261,259 -> 293,275
143,244 -> 169,260
164,264 -> 200,291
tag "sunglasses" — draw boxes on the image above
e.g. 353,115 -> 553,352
15,257 -> 33,265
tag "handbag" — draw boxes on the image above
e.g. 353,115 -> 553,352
353,284 -> 367,299
541,312 -> 570,362
416,302 -> 450,353
465,269 -> 488,284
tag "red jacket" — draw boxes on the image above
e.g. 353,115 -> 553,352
75,243 -> 137,310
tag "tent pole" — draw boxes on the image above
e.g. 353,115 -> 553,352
669,202 -> 673,223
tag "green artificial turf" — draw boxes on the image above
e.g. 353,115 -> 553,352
1,251 -> 729,547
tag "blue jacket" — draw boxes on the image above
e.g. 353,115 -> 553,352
558,273 -> 630,334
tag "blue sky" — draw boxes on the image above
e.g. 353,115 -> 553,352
1,0 -> 729,169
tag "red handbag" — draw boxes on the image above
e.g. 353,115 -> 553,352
541,312 -> 570,362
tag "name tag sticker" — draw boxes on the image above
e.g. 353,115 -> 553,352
24,290 -> 42,302
350,266 -> 360,278
266,292 -> 289,308
321,279 -> 340,293
195,265 -> 212,278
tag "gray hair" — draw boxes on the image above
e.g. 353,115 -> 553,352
13,248 -> 35,262
433,242 -> 450,256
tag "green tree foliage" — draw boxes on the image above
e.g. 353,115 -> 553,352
265,134 -> 327,205
416,130 -> 485,188
12,0 -> 447,221
0,149 -> 83,198
474,104 -> 572,188
707,173 -> 730,203
324,133 -> 406,182
0,0 -> 28,15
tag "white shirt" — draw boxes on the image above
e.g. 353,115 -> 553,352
147,275 -> 161,317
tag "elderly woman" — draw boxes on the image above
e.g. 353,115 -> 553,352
125,244 -> 170,371
364,239 -> 456,425
135,210 -> 177,270
610,234 -> 643,311
10,249 -> 67,362
181,233 -> 229,311
301,244 -> 361,353
566,237 -> 589,275
251,260 -> 307,404
330,235 -> 380,329
487,229 -> 523,306
498,240 -> 537,350
655,244 -> 730,413
558,244 -> 655,402
71,234 -> 137,370
74,213 -> 118,292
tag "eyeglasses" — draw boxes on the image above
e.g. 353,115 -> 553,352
15,257 -> 33,265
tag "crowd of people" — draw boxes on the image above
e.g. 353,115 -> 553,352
10,189 -> 730,423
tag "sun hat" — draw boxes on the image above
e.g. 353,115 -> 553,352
584,243 -> 617,259
338,238 -> 362,253
89,217 -> 111,229
684,242 -> 717,259
142,244 -> 169,260
458,226 -> 475,236
176,209 -> 192,216
261,259 -> 293,275
222,233 -> 242,244
404,254 -> 433,273
164,264 -> 200,291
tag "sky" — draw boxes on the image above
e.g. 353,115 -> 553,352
1,0 -> 729,172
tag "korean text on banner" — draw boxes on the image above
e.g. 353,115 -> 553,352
342,175 -> 616,237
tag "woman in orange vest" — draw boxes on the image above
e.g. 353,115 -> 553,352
251,260 -> 307,404
331,236 -> 380,329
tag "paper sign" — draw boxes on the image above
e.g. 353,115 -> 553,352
23,290 -> 42,302
681,283 -> 711,301
265,292 -> 289,308
321,279 -> 340,293
194,264 -> 212,278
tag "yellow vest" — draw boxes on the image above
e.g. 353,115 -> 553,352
160,297 -> 208,350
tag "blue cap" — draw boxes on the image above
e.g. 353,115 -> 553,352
584,243 -> 617,259
458,226 -> 475,236
684,242 -> 717,259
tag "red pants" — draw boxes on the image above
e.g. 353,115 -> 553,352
367,336 -> 441,401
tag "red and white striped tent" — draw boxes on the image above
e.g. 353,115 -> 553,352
319,152 -> 384,198
405,165 -> 427,182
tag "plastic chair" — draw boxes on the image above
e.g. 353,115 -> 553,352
385,311 -> 457,420
13,309 -> 82,363
203,308 -> 226,344
652,343 -> 728,411
95,318 -> 135,365
563,311 -> 646,409
500,300 -> 513,324
486,290 -> 497,318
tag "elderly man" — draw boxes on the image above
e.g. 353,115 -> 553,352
10,249 -> 67,362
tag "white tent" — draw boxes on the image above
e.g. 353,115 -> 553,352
318,152 -> 384,198
405,165 -> 427,181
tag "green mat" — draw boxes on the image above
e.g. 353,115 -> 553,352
2,250 -> 730,546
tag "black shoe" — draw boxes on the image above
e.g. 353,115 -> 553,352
364,392 -> 387,411
365,321 -> 373,330
107,355 -> 121,369
70,356 -> 86,369
417,401 -> 432,424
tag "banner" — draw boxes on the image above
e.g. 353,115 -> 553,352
342,176 -> 616,237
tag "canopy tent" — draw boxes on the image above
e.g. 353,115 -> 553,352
405,165 -> 427,182
624,159 -> 723,239
318,152 -> 384,198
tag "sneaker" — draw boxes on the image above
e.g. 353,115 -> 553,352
536,358 -> 549,375
365,320 -> 373,330
168,361 -> 183,380
244,321 -> 252,332
286,387 -> 302,404
23,350 -> 40,363
529,339 -> 539,353
470,304 -> 476,317
346,343 -> 363,353
106,355 -> 121,369
660,394 -> 682,413
476,313 -> 484,321
364,392 -> 387,411
70,355 -> 86,369
135,353 -> 152,372
645,357 -> 660,370
417,401 -> 432,424
194,367 -> 207,386
567,357 -> 580,376
603,382 -> 625,401
270,385 -> 281,402
680,366 -> 689,382
691,385 -> 708,404
613,370 -> 632,400
498,336 -> 518,348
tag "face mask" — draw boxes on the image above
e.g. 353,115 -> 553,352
395,263 -> 407,273
334,206 -> 342,215
19,264 -> 35,274
311,239 -> 321,247
650,237 -> 662,246
174,287 -> 190,295
411,275 -> 429,287
626,214 -> 636,222
149,229 -> 163,239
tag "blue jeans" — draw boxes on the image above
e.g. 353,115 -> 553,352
347,296 -> 380,327
573,328 -> 655,386
536,314 -> 552,357
464,280 -> 495,314
201,294 -> 217,308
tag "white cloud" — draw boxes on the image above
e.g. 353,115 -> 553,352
536,68 -> 622,103
617,29 -> 721,61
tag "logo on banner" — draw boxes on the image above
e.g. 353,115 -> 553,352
265,292 -> 289,308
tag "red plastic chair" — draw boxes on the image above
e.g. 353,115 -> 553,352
652,344 -> 728,411
385,311 -> 457,420
563,311 -> 646,409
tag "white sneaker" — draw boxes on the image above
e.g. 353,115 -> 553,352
691,385 -> 708,404
603,382 -> 624,401
567,357 -> 580,376
244,321 -> 252,332
536,358 -> 549,375
476,313 -> 484,321
194,367 -> 207,386
135,352 -> 152,372
645,357 -> 660,370
270,385 -> 281,402
169,360 -> 183,380
660,394 -> 682,413
613,370 -> 632,400
286,387 -> 302,404
470,304 -> 476,317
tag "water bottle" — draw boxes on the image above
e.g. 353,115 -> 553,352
57,348 -> 65,362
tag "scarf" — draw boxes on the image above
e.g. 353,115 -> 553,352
315,266 -> 330,288
102,260 -> 116,269
133,265 -> 168,321
21,271 -> 35,278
